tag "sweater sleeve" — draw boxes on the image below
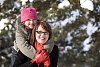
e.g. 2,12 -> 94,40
15,30 -> 36,59
44,39 -> 54,53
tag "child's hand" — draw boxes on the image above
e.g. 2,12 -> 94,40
31,50 -> 49,64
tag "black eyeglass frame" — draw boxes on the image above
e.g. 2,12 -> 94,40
36,31 -> 49,35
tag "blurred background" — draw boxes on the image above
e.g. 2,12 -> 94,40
0,0 -> 100,67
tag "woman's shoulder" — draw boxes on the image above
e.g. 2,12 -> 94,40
51,45 -> 59,52
54,45 -> 58,48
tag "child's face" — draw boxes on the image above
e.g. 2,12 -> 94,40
24,20 -> 35,29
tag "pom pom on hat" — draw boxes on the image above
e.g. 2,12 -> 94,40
20,7 -> 38,22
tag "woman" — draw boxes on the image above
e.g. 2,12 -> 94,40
30,21 -> 59,67
12,21 -> 58,67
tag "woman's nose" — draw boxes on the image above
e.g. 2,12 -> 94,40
40,33 -> 45,37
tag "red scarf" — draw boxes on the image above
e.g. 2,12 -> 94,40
34,41 -> 50,67
35,41 -> 44,51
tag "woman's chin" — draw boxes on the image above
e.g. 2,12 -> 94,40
38,41 -> 46,44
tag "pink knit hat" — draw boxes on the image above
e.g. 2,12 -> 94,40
20,7 -> 38,22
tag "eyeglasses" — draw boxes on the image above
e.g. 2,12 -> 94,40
36,31 -> 49,35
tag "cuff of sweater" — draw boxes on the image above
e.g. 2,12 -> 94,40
30,59 -> 36,63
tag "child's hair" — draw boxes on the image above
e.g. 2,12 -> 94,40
20,6 -> 38,23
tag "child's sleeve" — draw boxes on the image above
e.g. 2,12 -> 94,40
44,39 -> 54,53
15,30 -> 36,59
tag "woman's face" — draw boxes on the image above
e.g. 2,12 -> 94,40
35,25 -> 49,44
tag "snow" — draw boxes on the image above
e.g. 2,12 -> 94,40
80,0 -> 94,11
50,9 -> 80,27
0,18 -> 9,33
20,0 -> 34,5
58,0 -> 94,11
65,32 -> 73,44
63,46 -> 72,53
82,36 -> 93,51
0,19 -> 9,30
96,6 -> 100,12
58,9 -> 80,26
0,0 -> 5,5
86,22 -> 98,36
58,0 -> 70,9
14,2 -> 21,9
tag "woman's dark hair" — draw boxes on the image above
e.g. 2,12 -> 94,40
30,20 -> 52,45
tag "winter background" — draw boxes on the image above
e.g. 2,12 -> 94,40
0,0 -> 100,67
